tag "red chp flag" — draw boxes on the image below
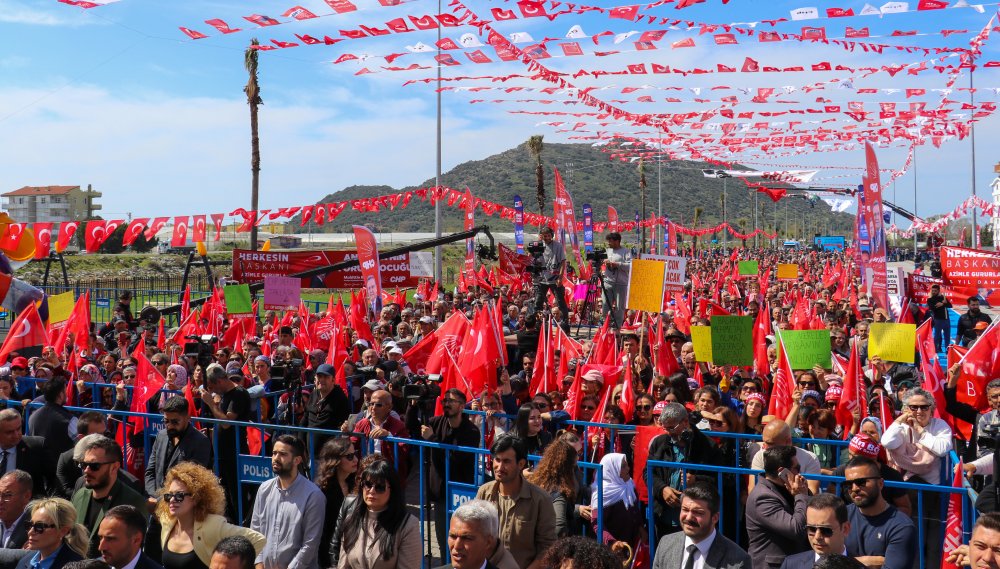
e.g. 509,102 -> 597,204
917,320 -> 963,437
769,331 -> 795,419
941,462 -> 964,569
129,339 -> 165,433
608,206 -> 619,231
352,225 -> 383,315
835,340 -> 862,437
955,319 -> 1000,414
863,141 -> 890,313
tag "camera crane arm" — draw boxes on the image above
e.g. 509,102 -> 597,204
159,226 -> 496,316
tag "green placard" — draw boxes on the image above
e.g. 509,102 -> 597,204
780,329 -> 833,370
223,284 -> 253,315
738,261 -> 759,276
709,316 -> 754,366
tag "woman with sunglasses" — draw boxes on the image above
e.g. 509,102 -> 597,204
20,497 -> 88,569
337,457 -> 420,569
316,437 -> 359,567
156,463 -> 265,569
510,402 -> 552,457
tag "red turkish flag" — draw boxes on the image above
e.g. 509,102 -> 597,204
0,302 -> 47,363
121,219 -> 148,247
192,215 -> 207,242
144,217 -> 169,241
608,5 -> 639,19
171,216 -> 189,247
517,0 -> 547,17
129,340 -> 165,432
210,213 -> 224,240
742,57 -> 760,72
620,357 -> 636,422
409,15 -> 438,29
490,7 -> 517,20
33,223 -> 53,259
56,221 -> 80,252
0,224 -> 26,251
83,221 -> 107,253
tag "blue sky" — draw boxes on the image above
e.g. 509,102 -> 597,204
1,0 -> 999,230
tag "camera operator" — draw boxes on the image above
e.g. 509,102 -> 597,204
405,388 -> 481,560
531,226 -> 570,333
602,232 -> 631,328
299,363 -> 349,449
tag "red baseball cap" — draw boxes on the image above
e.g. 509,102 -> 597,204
10,357 -> 28,370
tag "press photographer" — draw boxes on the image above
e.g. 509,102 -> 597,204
530,226 -> 570,332
602,232 -> 631,328
405,387 -> 480,559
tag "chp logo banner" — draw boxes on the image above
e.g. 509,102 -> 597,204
353,225 -> 384,315
231,249 -> 418,289
941,246 -> 1000,305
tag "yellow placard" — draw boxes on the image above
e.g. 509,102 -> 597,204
868,323 -> 917,364
690,326 -> 713,363
626,259 -> 666,313
777,263 -> 799,280
47,291 -> 75,324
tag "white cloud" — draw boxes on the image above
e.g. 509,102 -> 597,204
0,1 -> 95,26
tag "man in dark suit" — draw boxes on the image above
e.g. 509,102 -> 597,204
651,482 -> 751,569
70,437 -> 147,558
0,409 -> 49,496
144,396 -> 213,499
0,471 -> 31,550
780,494 -> 853,569
434,499 -> 514,569
97,505 -> 163,569
745,446 -> 810,569
649,402 -> 723,538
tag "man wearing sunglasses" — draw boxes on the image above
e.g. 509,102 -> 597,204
70,436 -> 148,558
779,494 -> 852,569
145,397 -> 213,500
842,456 -> 916,569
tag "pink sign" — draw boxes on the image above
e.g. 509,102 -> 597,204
263,276 -> 301,311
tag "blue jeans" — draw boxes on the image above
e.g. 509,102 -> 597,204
933,316 -> 950,351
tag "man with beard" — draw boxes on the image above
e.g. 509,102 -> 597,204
476,436 -> 556,569
71,436 -> 147,557
958,296 -> 992,346
842,457 -> 916,569
745,446 -> 810,569
250,435 -> 325,569
408,388 -> 480,562
145,396 -> 213,498
651,482 -> 750,569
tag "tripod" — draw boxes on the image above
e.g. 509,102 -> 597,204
575,263 -> 612,338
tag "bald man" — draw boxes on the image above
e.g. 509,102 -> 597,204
750,420 -> 822,494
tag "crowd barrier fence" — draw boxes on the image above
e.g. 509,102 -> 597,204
7,396 -> 981,569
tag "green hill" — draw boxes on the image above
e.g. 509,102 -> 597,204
292,142 -> 854,241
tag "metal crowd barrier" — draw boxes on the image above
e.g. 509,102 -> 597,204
8,396 -> 980,569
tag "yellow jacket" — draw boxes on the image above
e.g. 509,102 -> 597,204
159,513 -> 266,567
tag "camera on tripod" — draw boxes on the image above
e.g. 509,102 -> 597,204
525,241 -> 545,275
183,335 -> 218,370
587,248 -> 607,264
270,358 -> 304,390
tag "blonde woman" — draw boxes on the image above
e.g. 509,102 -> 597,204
157,463 -> 265,569
18,498 -> 88,569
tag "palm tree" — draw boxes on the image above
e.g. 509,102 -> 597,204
691,206 -> 703,251
245,39 -> 263,250
638,159 -> 647,252
527,135 -> 545,212
735,217 -> 750,248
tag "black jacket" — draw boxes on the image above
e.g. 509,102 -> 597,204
958,310 -> 992,345
11,436 -> 49,497
0,516 -> 28,550
405,407 -> 481,500
649,425 -> 724,530
299,385 -> 350,449
14,545 -> 82,569
144,424 -> 213,496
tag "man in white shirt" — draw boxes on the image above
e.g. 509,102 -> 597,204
749,420 -> 822,495
779,494 -> 852,569
651,482 -> 750,569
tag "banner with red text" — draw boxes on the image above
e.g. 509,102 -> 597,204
231,249 -> 418,289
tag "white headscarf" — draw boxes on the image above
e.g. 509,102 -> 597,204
592,453 -> 636,509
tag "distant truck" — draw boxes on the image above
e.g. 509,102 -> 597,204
813,236 -> 846,251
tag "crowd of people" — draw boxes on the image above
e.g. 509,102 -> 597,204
0,236 -> 997,569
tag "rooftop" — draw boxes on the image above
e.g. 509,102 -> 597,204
2,185 -> 80,197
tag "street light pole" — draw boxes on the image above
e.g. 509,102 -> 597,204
433,0 -> 443,284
